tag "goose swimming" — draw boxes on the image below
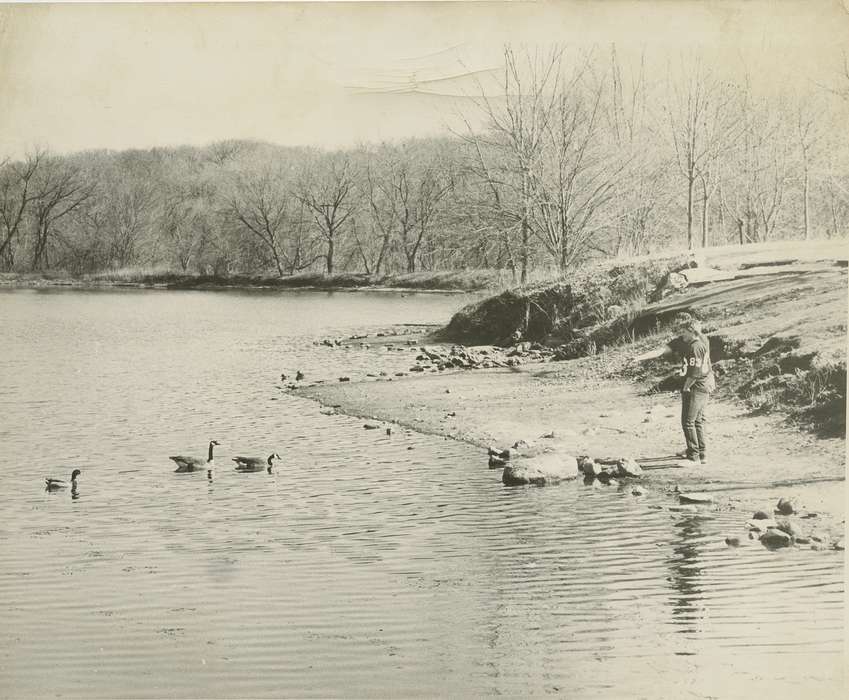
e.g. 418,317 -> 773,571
170,440 -> 220,473
233,452 -> 281,473
46,469 -> 81,491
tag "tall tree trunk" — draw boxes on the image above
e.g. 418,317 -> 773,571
326,234 -> 334,274
520,169 -> 530,284
701,180 -> 711,249
686,174 -> 695,249
802,166 -> 810,240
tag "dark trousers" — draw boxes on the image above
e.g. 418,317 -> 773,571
681,390 -> 709,459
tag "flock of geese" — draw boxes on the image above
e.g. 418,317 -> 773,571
45,441 -> 281,493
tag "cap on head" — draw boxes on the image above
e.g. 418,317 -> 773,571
672,312 -> 700,334
71,469 -> 81,480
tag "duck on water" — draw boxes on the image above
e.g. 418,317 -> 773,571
46,469 -> 81,491
232,452 -> 281,473
170,440 -> 220,473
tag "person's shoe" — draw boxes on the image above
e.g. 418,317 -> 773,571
675,450 -> 688,458
675,457 -> 701,468
699,455 -> 708,465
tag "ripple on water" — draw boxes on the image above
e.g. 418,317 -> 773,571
0,289 -> 843,698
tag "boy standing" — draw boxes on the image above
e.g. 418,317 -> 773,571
633,313 -> 715,465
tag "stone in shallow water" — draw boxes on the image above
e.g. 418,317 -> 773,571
776,520 -> 801,539
725,536 -> 742,547
752,510 -> 771,520
760,529 -> 792,548
502,453 -> 577,487
746,518 -> 779,532
775,497 -> 796,515
678,492 -> 714,504
615,458 -> 643,478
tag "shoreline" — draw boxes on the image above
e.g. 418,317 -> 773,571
294,343 -> 846,548
0,272 -> 496,294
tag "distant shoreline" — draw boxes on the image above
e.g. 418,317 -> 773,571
0,270 -> 499,294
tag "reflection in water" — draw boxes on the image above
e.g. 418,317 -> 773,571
667,514 -> 707,635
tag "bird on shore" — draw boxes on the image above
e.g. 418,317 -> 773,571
233,452 -> 281,473
170,440 -> 220,473
46,469 -> 81,491
295,370 -> 304,381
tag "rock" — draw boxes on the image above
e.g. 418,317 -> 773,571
752,510 -> 771,520
596,470 -> 613,484
512,439 -> 533,450
488,446 -> 511,460
363,423 -> 380,430
338,376 -> 350,382
775,497 -> 796,515
834,540 -> 845,551
775,520 -> 801,539
678,492 -> 714,505
615,458 -> 643,478
540,431 -> 556,439
725,536 -> 742,547
502,453 -> 578,486
795,536 -> 811,545
668,505 -> 698,513
801,512 -> 819,519
502,464 -> 574,487
746,518 -> 779,532
760,529 -> 792,548
631,486 -> 646,496
576,456 -> 597,477
409,366 -> 425,372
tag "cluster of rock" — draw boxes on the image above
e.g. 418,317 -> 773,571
721,497 -> 845,551
488,446 -> 645,487
413,343 -> 553,372
576,456 -> 643,482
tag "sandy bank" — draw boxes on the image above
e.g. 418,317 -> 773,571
298,345 -> 845,543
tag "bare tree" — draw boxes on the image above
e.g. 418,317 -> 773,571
0,151 -> 43,269
528,57 -> 627,270
794,98 -> 822,240
663,57 -> 743,248
28,157 -> 95,270
461,46 -> 562,283
297,154 -> 357,274
229,169 -> 318,276
720,92 -> 791,244
104,177 -> 157,268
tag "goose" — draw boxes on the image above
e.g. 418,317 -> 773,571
170,440 -> 220,473
233,452 -> 281,473
46,469 -> 81,491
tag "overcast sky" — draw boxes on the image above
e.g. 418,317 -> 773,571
1,1 -> 847,158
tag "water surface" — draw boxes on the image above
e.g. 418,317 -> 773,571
0,289 -> 843,698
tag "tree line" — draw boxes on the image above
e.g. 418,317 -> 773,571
2,47 -> 847,282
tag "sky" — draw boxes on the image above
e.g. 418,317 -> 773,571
0,1 -> 848,158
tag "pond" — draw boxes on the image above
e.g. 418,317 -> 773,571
0,288 -> 843,698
